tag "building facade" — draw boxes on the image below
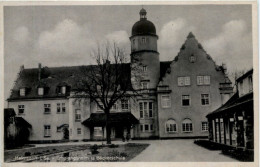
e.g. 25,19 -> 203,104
7,9 -> 233,142
207,69 -> 254,149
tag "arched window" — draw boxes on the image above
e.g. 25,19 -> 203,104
182,119 -> 193,132
165,119 -> 177,132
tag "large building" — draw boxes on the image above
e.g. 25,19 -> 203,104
6,9 -> 233,142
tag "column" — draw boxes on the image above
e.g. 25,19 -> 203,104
223,117 -> 226,144
218,118 -> 221,143
229,117 -> 233,145
214,119 -> 218,142
234,113 -> 238,147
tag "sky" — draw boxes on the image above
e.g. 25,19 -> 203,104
4,5 -> 253,104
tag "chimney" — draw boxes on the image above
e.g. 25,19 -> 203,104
20,65 -> 24,71
38,63 -> 42,81
222,63 -> 227,75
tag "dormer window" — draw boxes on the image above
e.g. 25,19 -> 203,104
38,87 -> 44,96
56,83 -> 69,95
20,88 -> 26,96
61,86 -> 66,94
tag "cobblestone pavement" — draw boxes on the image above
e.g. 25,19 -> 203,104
130,139 -> 238,162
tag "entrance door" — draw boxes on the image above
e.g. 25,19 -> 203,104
63,127 -> 69,140
115,126 -> 123,138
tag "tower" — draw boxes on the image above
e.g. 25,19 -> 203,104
130,8 -> 160,90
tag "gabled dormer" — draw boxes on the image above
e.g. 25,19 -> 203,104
56,82 -> 70,95
37,82 -> 48,96
19,87 -> 30,96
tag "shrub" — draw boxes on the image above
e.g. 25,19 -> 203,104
120,152 -> 128,157
91,144 -> 99,154
108,150 -> 120,157
24,152 -> 31,156
109,144 -> 119,148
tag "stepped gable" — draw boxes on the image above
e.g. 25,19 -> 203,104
159,32 -> 227,83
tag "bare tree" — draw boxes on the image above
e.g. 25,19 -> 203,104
74,42 -> 136,144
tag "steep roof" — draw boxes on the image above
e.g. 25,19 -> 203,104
8,62 -> 171,100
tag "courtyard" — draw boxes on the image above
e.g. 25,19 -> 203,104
5,139 -> 238,162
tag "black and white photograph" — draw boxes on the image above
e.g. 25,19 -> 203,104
1,1 -> 258,165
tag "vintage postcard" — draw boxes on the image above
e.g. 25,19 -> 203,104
0,1 -> 258,167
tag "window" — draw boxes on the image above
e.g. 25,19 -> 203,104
143,66 -> 147,72
239,81 -> 244,95
139,103 -> 144,118
57,103 -> 66,113
150,124 -> 154,131
141,81 -> 149,89
18,105 -> 25,114
201,122 -> 208,131
77,128 -> 82,135
44,104 -> 51,114
161,95 -> 171,108
197,76 -> 210,85
133,39 -> 135,45
38,87 -> 44,95
182,119 -> 193,132
178,77 -> 190,86
62,103 -> 66,112
140,124 -> 143,131
44,125 -> 51,137
61,86 -> 66,94
20,88 -> 25,96
139,102 -> 153,118
148,102 -> 153,118
142,37 -> 146,43
182,95 -> 190,106
140,124 -> 154,132
166,119 -> 177,133
145,124 -> 149,131
248,76 -> 253,92
75,109 -> 81,121
57,103 -> 61,113
197,76 -> 204,85
121,99 -> 129,111
93,127 -> 102,137
204,76 -> 210,85
201,94 -> 210,105
190,55 -> 196,63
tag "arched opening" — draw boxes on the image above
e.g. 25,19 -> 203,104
165,119 -> 177,133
